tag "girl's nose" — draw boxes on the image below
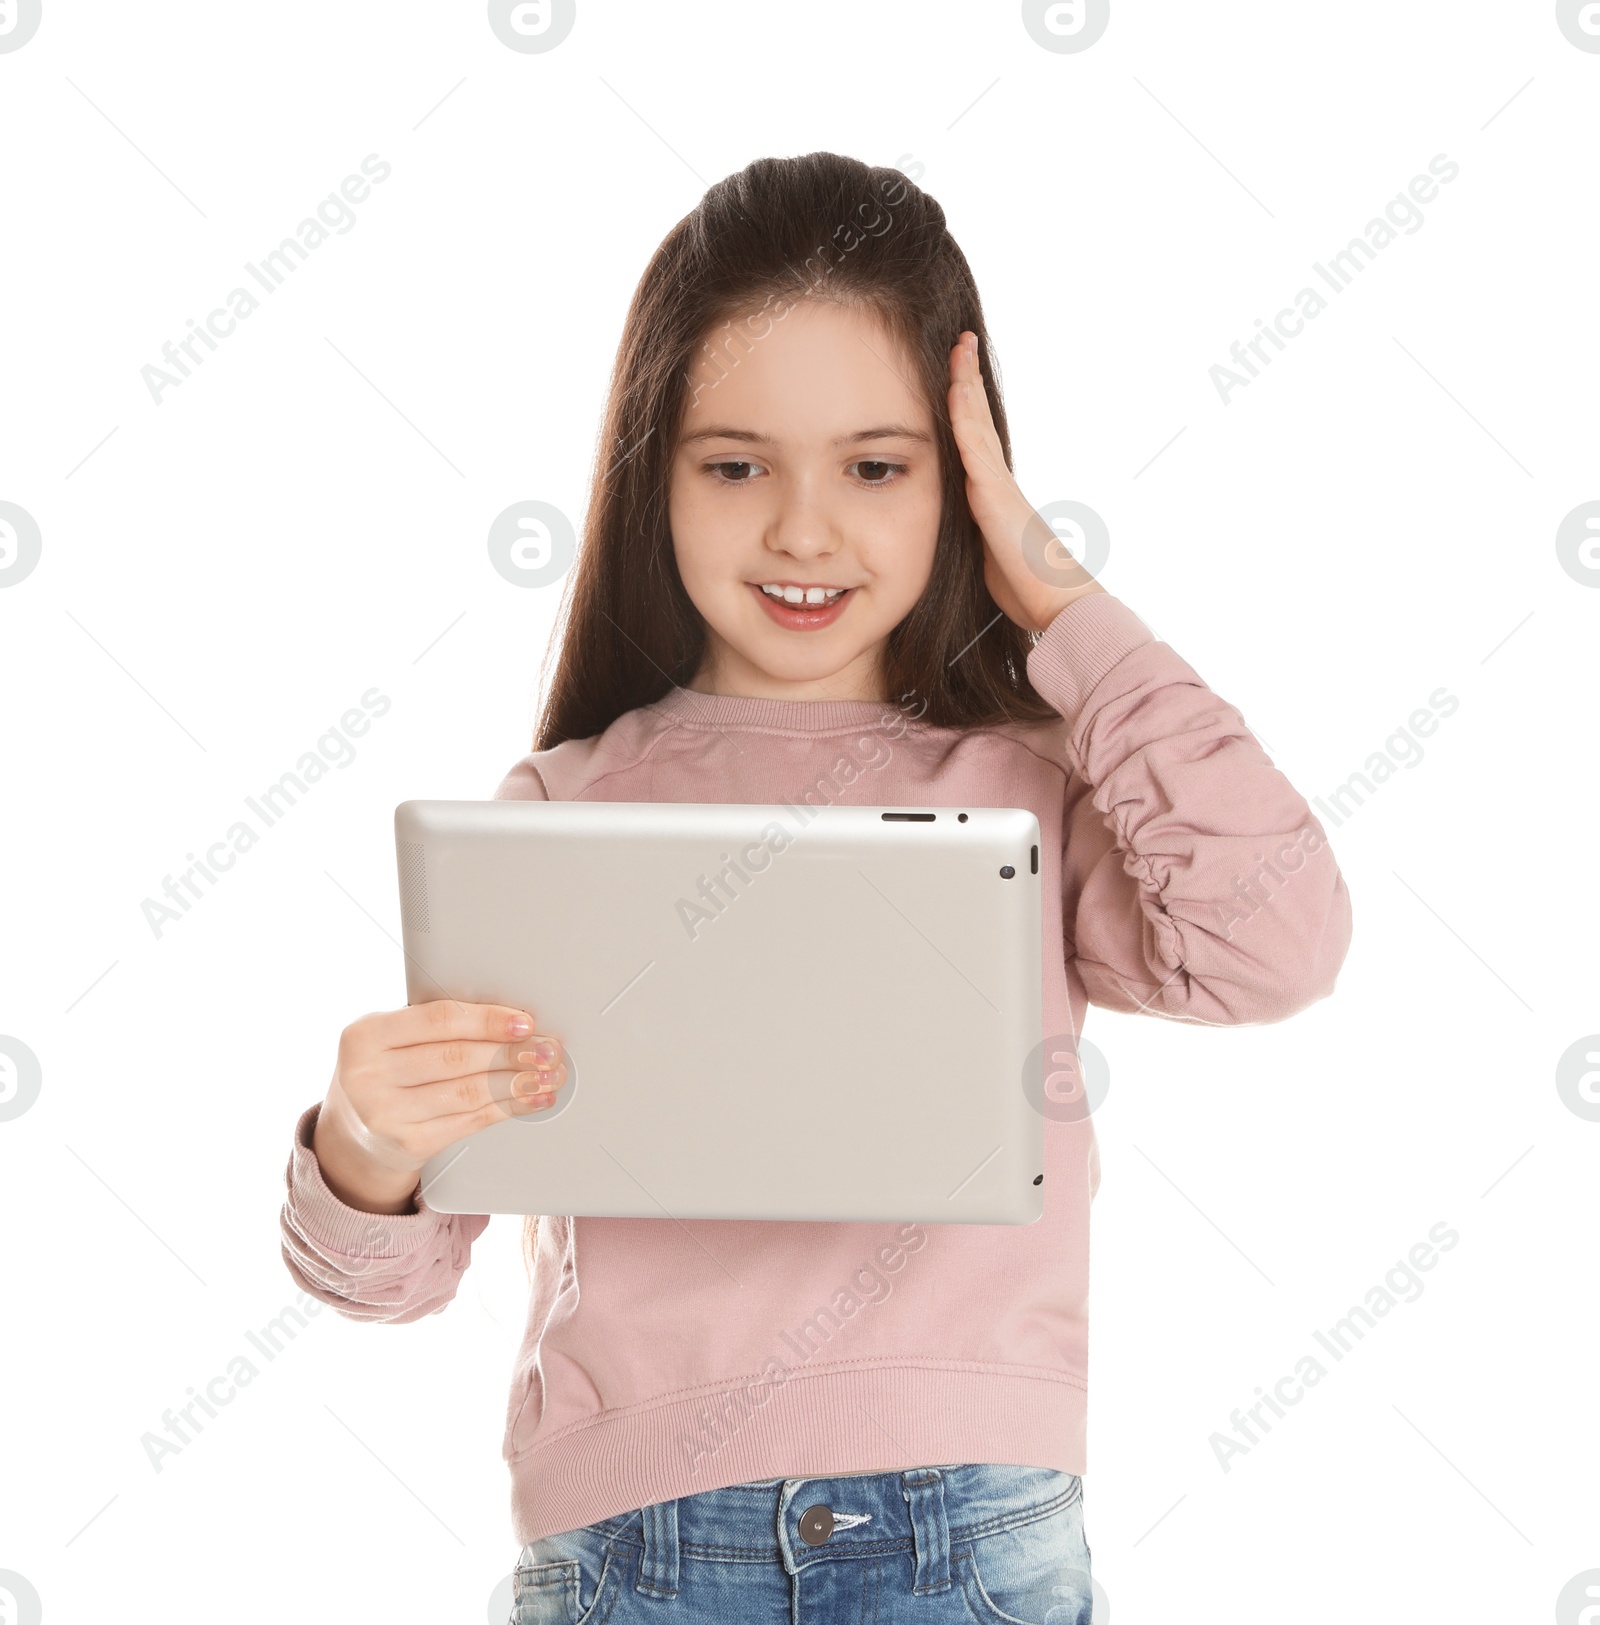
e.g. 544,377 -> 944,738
767,503 -> 841,560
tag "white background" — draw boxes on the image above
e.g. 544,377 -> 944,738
1,2 -> 1596,1622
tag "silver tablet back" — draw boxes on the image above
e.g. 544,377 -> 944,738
396,798 -> 1044,1224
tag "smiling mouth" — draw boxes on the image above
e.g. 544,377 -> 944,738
754,582 -> 851,605
747,581 -> 856,626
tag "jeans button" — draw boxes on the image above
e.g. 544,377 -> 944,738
798,1504 -> 834,1546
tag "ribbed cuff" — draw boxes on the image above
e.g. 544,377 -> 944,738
1025,592 -> 1157,727
285,1100 -> 441,1256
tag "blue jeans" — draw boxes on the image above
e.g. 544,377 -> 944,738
512,1463 -> 1093,1624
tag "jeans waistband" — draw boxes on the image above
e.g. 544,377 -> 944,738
582,1463 -> 1079,1597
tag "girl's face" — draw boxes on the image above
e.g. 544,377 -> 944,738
668,299 -> 943,702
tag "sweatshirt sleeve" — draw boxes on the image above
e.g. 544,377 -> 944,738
276,752 -> 550,1320
1025,591 -> 1353,1025
279,1102 -> 490,1322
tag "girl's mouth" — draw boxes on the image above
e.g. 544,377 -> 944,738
748,582 -> 855,631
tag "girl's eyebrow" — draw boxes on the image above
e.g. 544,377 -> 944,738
679,423 -> 935,448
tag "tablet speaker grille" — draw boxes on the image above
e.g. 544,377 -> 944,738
398,840 -> 430,934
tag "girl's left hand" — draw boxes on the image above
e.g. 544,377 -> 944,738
948,330 -> 1105,635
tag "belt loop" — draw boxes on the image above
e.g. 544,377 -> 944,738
636,1497 -> 681,1598
900,1469 -> 952,1594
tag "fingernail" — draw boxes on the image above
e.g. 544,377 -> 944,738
508,1016 -> 533,1037
512,1071 -> 546,1099
516,1039 -> 560,1067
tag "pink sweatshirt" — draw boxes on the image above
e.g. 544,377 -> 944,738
280,591 -> 1352,1544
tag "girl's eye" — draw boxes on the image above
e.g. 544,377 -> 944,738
849,460 -> 908,488
702,460 -> 909,489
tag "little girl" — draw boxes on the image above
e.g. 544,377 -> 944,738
281,151 -> 1352,1624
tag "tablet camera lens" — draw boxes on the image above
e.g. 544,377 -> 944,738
999,865 -> 1015,879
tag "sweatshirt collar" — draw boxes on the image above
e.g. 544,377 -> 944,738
649,684 -> 925,735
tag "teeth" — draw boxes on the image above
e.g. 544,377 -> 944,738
760,584 -> 845,604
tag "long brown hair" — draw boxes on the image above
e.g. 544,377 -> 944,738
521,151 -> 1060,1271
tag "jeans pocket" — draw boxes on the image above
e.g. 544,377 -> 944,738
957,1483 -> 1094,1625
511,1556 -> 579,1625
513,1535 -> 626,1625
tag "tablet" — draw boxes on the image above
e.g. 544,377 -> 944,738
394,798 -> 1044,1224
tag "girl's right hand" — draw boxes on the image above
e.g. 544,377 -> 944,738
311,1000 -> 567,1213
